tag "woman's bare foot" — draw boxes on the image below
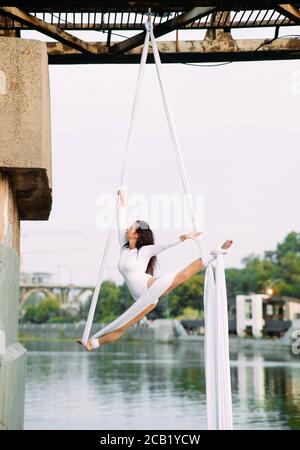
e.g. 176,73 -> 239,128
85,340 -> 93,351
76,338 -> 93,351
221,239 -> 233,251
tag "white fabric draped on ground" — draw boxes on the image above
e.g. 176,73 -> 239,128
81,16 -> 233,430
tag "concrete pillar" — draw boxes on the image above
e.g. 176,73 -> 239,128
0,37 -> 52,429
0,174 -> 26,429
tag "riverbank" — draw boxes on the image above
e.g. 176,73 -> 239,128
19,321 -> 296,350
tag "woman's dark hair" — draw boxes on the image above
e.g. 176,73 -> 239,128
123,219 -> 157,276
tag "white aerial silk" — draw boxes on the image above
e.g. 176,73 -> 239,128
204,255 -> 233,430
81,18 -> 233,430
91,266 -> 184,339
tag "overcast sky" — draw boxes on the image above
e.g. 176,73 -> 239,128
20,26 -> 300,286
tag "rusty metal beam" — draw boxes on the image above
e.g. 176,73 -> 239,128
46,37 -> 300,64
0,2 -> 296,13
0,13 -> 20,36
0,6 -> 99,54
110,6 -> 218,54
276,3 -> 300,22
0,18 -> 294,31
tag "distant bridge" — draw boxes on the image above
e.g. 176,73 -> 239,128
19,284 -> 95,309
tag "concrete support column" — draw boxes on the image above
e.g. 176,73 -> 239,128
0,173 -> 26,430
0,36 -> 52,429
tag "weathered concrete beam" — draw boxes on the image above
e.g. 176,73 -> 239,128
0,6 -> 99,54
46,37 -> 300,64
0,37 -> 52,220
204,9 -> 233,42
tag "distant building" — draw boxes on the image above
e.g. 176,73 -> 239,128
180,320 -> 204,335
236,294 -> 300,338
20,272 -> 54,286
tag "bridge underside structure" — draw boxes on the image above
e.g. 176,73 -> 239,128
19,285 -> 94,310
0,2 -> 300,64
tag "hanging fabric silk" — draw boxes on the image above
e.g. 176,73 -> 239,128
81,17 -> 233,430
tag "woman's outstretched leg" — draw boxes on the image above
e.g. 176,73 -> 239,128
79,239 -> 233,350
78,301 -> 158,350
97,302 -> 157,345
158,239 -> 233,298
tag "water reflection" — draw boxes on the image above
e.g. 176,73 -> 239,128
23,340 -> 300,430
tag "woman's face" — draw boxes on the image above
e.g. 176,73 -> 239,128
125,223 -> 139,240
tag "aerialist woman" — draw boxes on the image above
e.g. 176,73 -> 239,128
78,189 -> 233,351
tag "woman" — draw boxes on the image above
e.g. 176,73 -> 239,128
79,190 -> 233,351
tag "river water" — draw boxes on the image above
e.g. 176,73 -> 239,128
22,340 -> 300,430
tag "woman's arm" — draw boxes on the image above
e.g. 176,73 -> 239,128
139,235 -> 185,258
140,231 -> 202,258
117,190 -> 128,248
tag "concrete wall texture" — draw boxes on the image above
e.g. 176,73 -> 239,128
0,37 -> 52,220
0,37 -> 53,429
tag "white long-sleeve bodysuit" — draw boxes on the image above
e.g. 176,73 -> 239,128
117,205 -> 184,301
90,205 -> 220,341
90,205 -> 192,339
